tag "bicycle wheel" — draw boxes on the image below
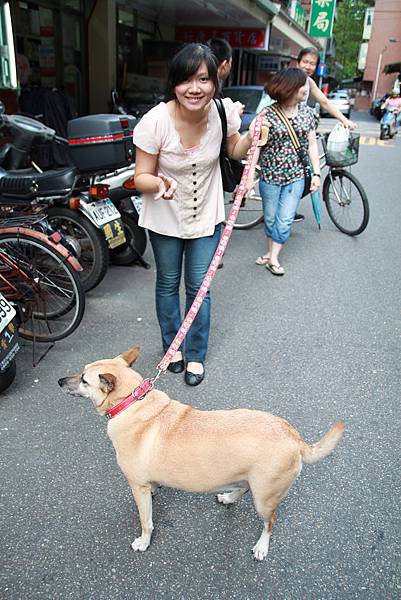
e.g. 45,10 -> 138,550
223,163 -> 264,230
0,232 -> 85,342
323,170 -> 369,236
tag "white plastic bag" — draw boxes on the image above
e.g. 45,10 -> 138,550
327,123 -> 349,153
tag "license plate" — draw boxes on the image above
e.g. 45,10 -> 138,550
0,293 -> 16,330
102,218 -> 126,249
0,318 -> 19,370
86,199 -> 121,226
131,195 -> 142,214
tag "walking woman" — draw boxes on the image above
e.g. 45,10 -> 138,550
255,68 -> 320,276
133,43 -> 259,385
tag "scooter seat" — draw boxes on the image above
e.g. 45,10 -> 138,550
0,167 -> 77,200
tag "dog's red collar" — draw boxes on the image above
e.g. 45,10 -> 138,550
105,379 -> 154,420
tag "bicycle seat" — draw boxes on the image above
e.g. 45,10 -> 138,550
0,167 -> 77,200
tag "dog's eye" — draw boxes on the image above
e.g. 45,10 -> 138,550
80,375 -> 88,385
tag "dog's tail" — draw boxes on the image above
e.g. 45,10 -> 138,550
301,421 -> 345,465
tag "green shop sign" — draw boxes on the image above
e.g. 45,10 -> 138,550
308,0 -> 336,37
294,3 -> 307,30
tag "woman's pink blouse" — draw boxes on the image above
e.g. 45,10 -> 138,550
133,99 -> 241,239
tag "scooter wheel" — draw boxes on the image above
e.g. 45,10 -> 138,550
0,360 -> 16,394
110,213 -> 147,266
47,206 -> 109,292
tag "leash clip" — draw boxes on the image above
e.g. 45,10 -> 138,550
151,368 -> 163,386
132,378 -> 154,400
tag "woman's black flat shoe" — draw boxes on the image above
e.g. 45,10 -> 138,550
167,360 -> 185,374
185,366 -> 205,386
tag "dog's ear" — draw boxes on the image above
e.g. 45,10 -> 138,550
99,373 -> 116,393
118,346 -> 141,366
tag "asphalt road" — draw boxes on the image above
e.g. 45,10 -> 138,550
1,112 -> 400,600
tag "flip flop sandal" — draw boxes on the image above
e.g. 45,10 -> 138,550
255,255 -> 271,265
266,263 -> 285,276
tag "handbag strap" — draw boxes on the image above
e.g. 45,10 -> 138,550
214,98 -> 228,155
270,103 -> 302,150
271,103 -> 311,172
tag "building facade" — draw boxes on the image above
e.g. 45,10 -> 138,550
1,0 -> 321,115
362,0 -> 401,101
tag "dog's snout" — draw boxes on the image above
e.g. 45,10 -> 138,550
58,377 -> 67,387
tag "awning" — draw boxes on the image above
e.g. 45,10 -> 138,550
272,9 -> 321,50
383,61 -> 401,74
255,0 -> 280,18
226,0 -> 279,24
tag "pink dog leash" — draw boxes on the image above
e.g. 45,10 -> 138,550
105,115 -> 263,419
157,116 -> 262,373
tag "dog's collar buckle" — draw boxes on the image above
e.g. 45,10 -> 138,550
105,378 -> 155,420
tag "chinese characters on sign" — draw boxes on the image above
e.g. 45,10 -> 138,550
175,27 -> 268,49
308,0 -> 336,38
293,2 -> 307,30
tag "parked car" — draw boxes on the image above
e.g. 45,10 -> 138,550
112,90 -> 165,119
222,85 -> 272,132
370,93 -> 389,120
321,91 -> 352,118
334,89 -> 350,97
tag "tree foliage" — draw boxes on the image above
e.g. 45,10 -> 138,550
332,0 -> 374,80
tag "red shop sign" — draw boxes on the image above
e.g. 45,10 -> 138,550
175,27 -> 267,49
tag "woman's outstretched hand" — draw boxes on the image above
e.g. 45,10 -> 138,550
155,173 -> 177,200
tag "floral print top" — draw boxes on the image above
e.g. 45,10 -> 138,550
260,103 -> 315,185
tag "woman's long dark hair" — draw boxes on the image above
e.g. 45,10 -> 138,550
166,43 -> 219,101
268,68 -> 307,105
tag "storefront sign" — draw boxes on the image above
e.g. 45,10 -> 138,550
308,0 -> 336,37
175,27 -> 268,49
294,3 -> 307,30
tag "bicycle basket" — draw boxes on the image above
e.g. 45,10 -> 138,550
322,132 -> 360,168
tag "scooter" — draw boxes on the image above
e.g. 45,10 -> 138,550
0,292 -> 20,393
0,111 -> 130,291
94,165 -> 148,267
379,106 -> 400,140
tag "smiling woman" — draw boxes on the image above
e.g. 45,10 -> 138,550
133,43 -> 260,385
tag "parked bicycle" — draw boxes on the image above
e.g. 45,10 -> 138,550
224,132 -> 369,236
0,214 -> 85,343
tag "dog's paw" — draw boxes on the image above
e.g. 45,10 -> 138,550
216,492 -> 235,505
131,535 -> 151,552
252,540 -> 269,561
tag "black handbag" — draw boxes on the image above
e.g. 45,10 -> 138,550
270,104 -> 312,198
214,98 -> 244,193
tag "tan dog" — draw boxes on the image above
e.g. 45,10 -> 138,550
58,346 -> 344,561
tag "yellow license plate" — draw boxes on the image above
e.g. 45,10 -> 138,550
102,219 -> 126,249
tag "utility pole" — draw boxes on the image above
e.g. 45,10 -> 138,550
318,38 -> 328,90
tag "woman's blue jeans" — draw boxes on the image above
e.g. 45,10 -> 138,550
149,225 -> 221,363
260,178 -> 304,244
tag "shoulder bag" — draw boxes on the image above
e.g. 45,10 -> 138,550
270,104 -> 311,198
214,98 -> 244,193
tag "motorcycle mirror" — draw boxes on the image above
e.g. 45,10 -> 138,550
0,101 -> 5,115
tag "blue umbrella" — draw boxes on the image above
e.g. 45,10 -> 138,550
310,189 -> 321,229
